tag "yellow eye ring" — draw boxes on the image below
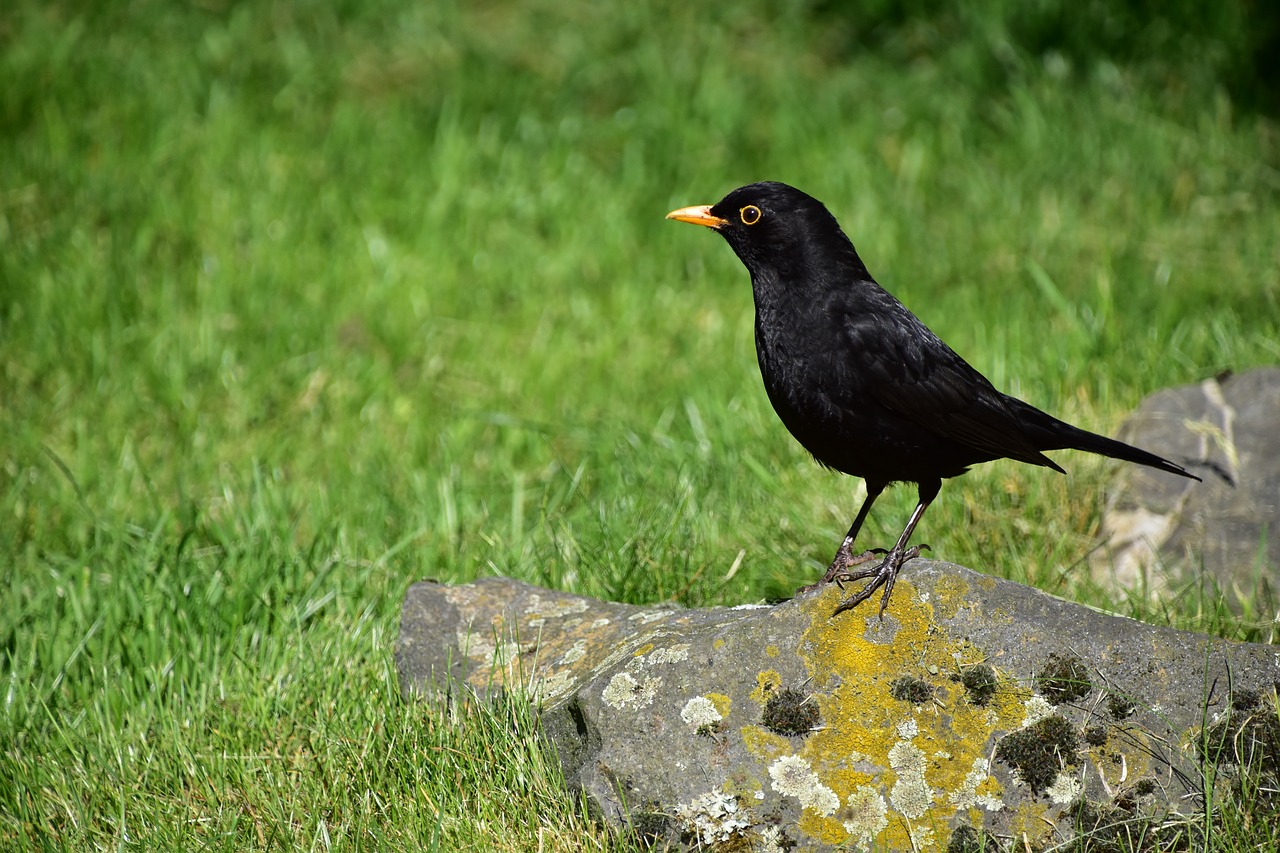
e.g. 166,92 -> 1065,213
739,205 -> 762,225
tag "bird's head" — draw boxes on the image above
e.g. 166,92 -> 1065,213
666,181 -> 867,283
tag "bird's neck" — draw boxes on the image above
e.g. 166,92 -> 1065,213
748,246 -> 874,388
749,265 -> 831,366
749,243 -> 872,317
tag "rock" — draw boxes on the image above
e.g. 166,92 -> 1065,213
396,567 -> 1280,852
1092,367 -> 1280,615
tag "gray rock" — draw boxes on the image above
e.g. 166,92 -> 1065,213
396,567 -> 1280,852
1092,367 -> 1280,614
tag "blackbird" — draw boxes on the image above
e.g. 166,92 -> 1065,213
667,181 -> 1198,617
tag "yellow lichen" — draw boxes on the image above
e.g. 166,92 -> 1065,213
706,692 -> 732,719
1005,800 -> 1053,846
722,770 -> 764,803
780,582 -> 1031,850
741,725 -> 792,763
750,670 -> 782,705
927,572 -> 973,620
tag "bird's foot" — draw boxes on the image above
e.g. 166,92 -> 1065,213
823,546 -> 887,584
796,546 -> 887,595
830,543 -> 930,619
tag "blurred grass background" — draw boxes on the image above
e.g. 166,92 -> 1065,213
2,0 -> 1278,849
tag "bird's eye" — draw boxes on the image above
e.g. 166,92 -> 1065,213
739,205 -> 762,226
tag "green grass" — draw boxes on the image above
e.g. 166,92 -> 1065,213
2,0 -> 1278,849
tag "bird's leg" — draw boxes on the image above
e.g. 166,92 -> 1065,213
821,483 -> 888,584
797,481 -> 887,594
831,479 -> 940,618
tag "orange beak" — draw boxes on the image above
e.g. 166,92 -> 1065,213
665,204 -> 729,229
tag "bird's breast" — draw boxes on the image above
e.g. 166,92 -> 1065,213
754,318 -> 850,439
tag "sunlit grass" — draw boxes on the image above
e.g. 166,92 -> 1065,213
2,0 -> 1277,849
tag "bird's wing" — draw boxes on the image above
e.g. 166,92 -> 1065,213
841,302 -> 1064,472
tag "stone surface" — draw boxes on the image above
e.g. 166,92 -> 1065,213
396,566 -> 1280,852
1092,367 -> 1280,614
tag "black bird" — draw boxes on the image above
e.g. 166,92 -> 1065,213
667,181 -> 1198,617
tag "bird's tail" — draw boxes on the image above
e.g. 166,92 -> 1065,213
1006,397 -> 1201,482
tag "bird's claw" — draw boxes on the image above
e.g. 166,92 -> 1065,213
797,546 -> 889,595
820,547 -> 887,585
831,549 -> 890,591
830,544 -> 930,619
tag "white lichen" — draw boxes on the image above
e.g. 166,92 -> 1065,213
758,825 -> 787,853
888,741 -> 927,776
1022,694 -> 1055,727
841,784 -> 888,845
888,741 -> 932,819
602,672 -> 638,708
533,669 -> 575,702
974,791 -> 1005,811
645,644 -> 690,666
459,633 -> 521,670
907,824 -> 936,850
627,610 -> 669,625
680,696 -> 723,731
673,791 -> 751,846
601,672 -> 661,710
769,755 -> 840,816
896,719 -> 919,739
561,639 -> 587,665
949,757 -> 1004,812
1047,771 -> 1083,804
890,776 -> 932,820
522,593 -> 590,619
